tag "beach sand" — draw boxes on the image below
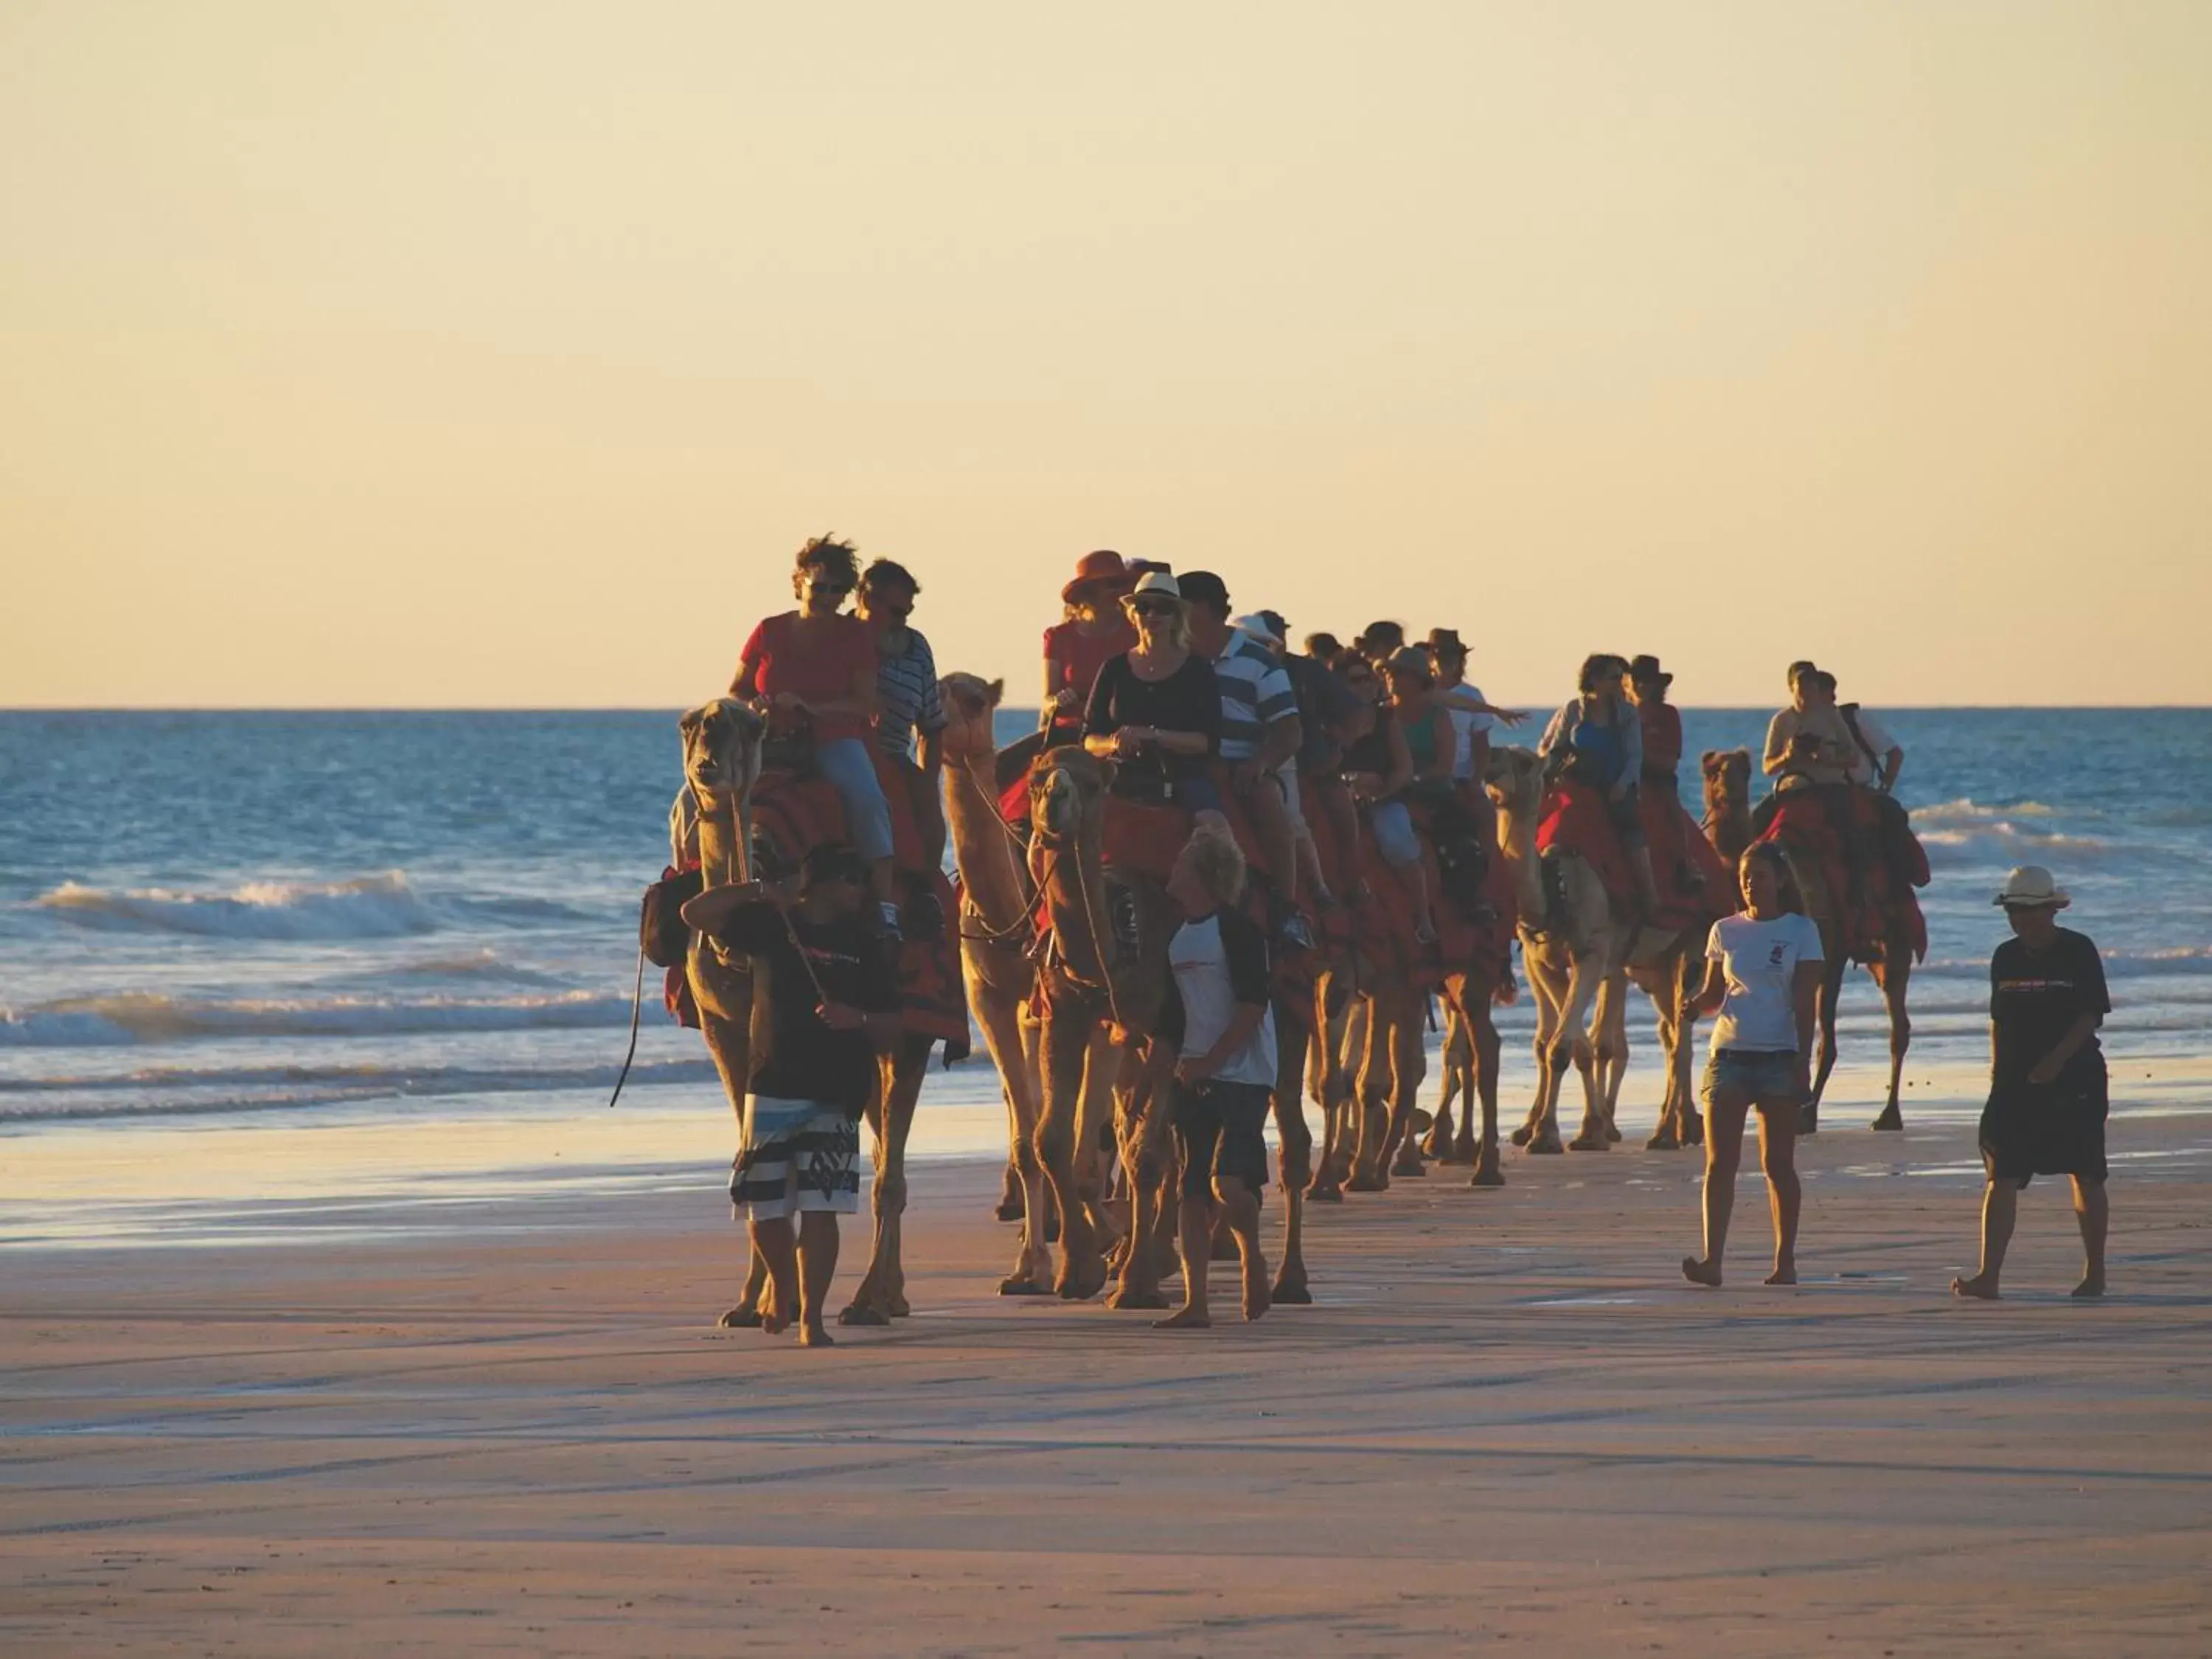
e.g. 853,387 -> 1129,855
4,1100 -> 2211,1656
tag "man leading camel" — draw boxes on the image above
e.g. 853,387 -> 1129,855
1177,571 -> 1309,948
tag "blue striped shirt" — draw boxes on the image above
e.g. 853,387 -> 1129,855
1211,634 -> 1298,762
874,627 -> 944,761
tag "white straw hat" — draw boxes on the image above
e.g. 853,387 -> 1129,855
1124,570 -> 1182,605
1993,866 -> 2070,909
1228,612 -> 1281,647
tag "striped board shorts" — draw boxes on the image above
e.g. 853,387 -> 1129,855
730,1096 -> 865,1222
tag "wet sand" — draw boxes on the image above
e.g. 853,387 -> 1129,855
4,1102 -> 2211,1656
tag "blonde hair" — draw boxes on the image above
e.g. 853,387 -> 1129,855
1124,594 -> 1192,652
1173,825 -> 1247,908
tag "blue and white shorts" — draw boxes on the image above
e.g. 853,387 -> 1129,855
731,1096 -> 865,1222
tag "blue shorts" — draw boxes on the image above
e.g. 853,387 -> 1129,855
1175,773 -> 1223,816
1368,799 -> 1421,867
1700,1047 -> 1805,1108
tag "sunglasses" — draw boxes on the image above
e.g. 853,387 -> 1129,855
1127,599 -> 1178,617
807,580 -> 852,596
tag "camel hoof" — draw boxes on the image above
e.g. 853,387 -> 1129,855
1409,1108 -> 1434,1133
1470,1161 -> 1505,1189
1510,1124 -> 1533,1147
1271,1279 -> 1313,1306
998,1275 -> 1051,1296
1346,1170 -> 1388,1193
1605,1124 -> 1622,1143
837,1303 -> 891,1327
1871,1106 -> 1904,1132
1526,1134 -> 1565,1155
1306,1182 -> 1343,1204
1391,1156 -> 1426,1179
1107,1285 -> 1171,1312
886,1293 -> 911,1318
1646,1130 -> 1680,1152
994,1198 -> 1024,1222
1568,1134 -> 1609,1152
717,1305 -> 763,1329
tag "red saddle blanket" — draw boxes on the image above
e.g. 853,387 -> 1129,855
1756,787 -> 1929,964
748,762 -> 970,1055
1535,778 -> 1725,931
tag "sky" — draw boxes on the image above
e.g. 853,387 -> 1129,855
3,1 -> 2208,709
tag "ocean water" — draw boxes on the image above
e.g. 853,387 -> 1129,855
2,709 -> 2207,1142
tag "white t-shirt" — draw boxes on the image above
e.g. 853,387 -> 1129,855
1167,909 -> 1278,1089
1835,705 -> 1897,787
1442,684 -> 1495,782
1705,911 -> 1825,1053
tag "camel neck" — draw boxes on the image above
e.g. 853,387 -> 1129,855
1039,837 -> 1113,988
946,757 -> 1027,933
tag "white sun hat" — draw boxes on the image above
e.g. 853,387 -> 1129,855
1993,866 -> 2070,909
1228,612 -> 1281,647
1123,570 -> 1182,605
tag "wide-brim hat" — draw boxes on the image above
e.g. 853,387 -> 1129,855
1123,570 -> 1183,608
1994,865 -> 2070,909
1062,549 -> 1136,606
1424,627 -> 1467,658
1629,653 -> 1673,687
1229,611 -> 1281,647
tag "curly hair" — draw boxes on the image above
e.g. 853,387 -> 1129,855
1172,825 -> 1248,908
1577,653 -> 1628,695
860,557 -> 919,597
793,534 -> 861,588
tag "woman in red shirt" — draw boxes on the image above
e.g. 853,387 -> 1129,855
731,537 -> 900,931
1040,551 -> 1138,748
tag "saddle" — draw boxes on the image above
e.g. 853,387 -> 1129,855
1758,786 -> 1928,964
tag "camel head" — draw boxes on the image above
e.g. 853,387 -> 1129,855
1482,745 -> 1546,824
1029,746 -> 1112,849
678,698 -> 765,816
937,672 -> 1004,768
1701,748 -> 1752,817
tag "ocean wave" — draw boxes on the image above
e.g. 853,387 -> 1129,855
330,948 -> 572,990
1911,799 -> 2062,827
1918,824 -> 2112,863
0,1057 -> 718,1121
0,990 -> 633,1048
32,872 -> 442,940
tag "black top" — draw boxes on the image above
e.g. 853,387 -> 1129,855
1990,928 -> 2110,1088
708,902 -> 898,1116
1082,651 -> 1221,793
1286,653 -> 1365,773
1339,703 -> 1397,781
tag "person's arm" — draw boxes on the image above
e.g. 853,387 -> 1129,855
731,619 -> 768,701
1133,658 -> 1220,758
2026,1012 -> 2101,1086
1178,1001 -> 1266,1084
1537,702 -> 1569,757
1081,658 -> 1130,758
1791,959 -> 1823,1086
914,641 -> 947,777
1686,925 -> 1727,1015
1238,663 -> 1303,780
1761,712 -> 1792,776
1380,714 -> 1414,796
1178,912 -> 1271,1083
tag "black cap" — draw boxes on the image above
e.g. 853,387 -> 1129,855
1176,570 -> 1229,611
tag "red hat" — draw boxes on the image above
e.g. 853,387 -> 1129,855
1061,549 -> 1135,606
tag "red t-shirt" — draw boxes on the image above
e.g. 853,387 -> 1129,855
1638,700 -> 1683,779
1043,618 -> 1136,726
740,611 -> 877,745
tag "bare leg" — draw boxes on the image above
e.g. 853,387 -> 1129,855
1246,782 -> 1300,909
1755,1102 -> 1801,1284
1952,1179 -> 2019,1299
1683,1091 -> 1749,1286
795,1211 -> 839,1346
2071,1177 -> 2108,1298
749,1214 -> 799,1335
1217,1174 -> 1269,1321
1155,1188 -> 1214,1329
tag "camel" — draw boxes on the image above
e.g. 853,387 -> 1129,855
1486,747 -> 1715,1155
676,696 -> 938,1331
1761,801 -> 1921,1134
1027,746 -> 1183,1307
936,672 -> 1053,1295
1701,748 -> 1756,867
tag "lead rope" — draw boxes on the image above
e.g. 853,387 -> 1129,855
954,759 -> 1038,947
605,943 -> 648,1109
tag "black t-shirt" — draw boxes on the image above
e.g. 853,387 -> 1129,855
1990,927 -> 2110,1086
1340,703 -> 1397,780
1285,653 -> 1363,773
1082,651 -> 1221,791
709,902 -> 898,1115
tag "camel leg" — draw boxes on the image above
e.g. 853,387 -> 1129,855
1467,995 -> 1506,1186
1578,972 -> 1627,1150
841,1043 -> 926,1326
1347,997 -> 1392,1191
1559,955 -> 1609,1152
1426,1006 -> 1470,1162
1870,955 -> 1911,1132
1108,1054 -> 1174,1310
1036,996 -> 1107,1300
1308,984 -> 1354,1199
1270,1013 -> 1315,1304
975,986 -> 1052,1294
1802,959 -> 1845,1134
1385,992 -> 1430,1179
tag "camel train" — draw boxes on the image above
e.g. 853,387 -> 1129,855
669,678 -> 1925,1324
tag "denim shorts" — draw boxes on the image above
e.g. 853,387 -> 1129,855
1700,1047 -> 1805,1107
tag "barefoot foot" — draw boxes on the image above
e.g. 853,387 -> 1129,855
2070,1274 -> 2106,1299
1764,1262 -> 1797,1286
1951,1273 -> 2000,1301
1681,1255 -> 1722,1287
1241,1256 -> 1272,1321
